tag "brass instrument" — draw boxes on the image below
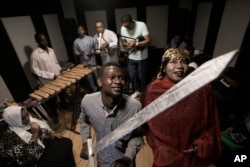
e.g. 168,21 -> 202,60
95,33 -> 115,56
95,33 -> 102,54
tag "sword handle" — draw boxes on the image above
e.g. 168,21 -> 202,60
87,138 -> 95,167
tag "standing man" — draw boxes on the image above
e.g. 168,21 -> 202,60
120,14 -> 151,99
73,25 -> 98,92
94,20 -> 118,65
30,32 -> 62,85
30,32 -> 61,125
79,62 -> 142,167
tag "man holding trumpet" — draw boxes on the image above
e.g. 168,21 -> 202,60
94,20 -> 119,65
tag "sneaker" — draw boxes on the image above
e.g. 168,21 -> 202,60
131,91 -> 142,99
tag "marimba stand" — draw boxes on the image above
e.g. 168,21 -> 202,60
67,79 -> 81,133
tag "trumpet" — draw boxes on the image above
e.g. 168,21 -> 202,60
95,33 -> 110,54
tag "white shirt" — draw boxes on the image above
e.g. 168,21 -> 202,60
120,20 -> 149,60
189,61 -> 198,69
30,47 -> 61,80
94,29 -> 118,64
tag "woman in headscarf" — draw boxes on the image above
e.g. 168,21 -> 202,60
0,105 -> 76,167
141,48 -> 222,167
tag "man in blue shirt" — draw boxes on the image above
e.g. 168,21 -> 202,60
73,25 -> 98,92
79,62 -> 142,167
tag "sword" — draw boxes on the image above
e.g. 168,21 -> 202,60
88,49 -> 239,163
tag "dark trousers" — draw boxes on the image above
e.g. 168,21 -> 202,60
44,96 -> 59,124
37,137 -> 76,167
128,58 -> 147,93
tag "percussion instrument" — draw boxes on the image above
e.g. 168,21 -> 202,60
29,64 -> 100,101
28,64 -> 100,132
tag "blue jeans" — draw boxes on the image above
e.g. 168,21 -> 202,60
128,58 -> 147,92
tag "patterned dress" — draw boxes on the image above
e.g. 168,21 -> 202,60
0,123 -> 44,167
141,77 -> 222,167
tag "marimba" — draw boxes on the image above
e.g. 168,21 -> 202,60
29,64 -> 99,100
27,64 -> 100,132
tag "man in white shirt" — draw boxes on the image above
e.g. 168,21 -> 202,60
30,32 -> 62,125
93,20 -> 118,65
30,32 -> 62,85
120,14 -> 151,99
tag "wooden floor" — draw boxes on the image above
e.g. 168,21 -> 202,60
54,108 -> 154,167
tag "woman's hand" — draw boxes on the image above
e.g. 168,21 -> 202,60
30,122 -> 40,134
30,122 -> 40,142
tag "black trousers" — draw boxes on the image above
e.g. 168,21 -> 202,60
37,137 -> 76,167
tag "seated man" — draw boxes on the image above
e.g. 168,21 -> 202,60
164,34 -> 187,51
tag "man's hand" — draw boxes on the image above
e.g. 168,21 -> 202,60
80,51 -> 92,57
127,40 -> 136,49
80,142 -> 89,160
112,156 -> 131,167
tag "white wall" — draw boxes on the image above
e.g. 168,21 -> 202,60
193,2 -> 212,51
213,0 -> 250,67
1,16 -> 38,89
146,5 -> 168,48
0,75 -> 13,103
43,14 -> 69,62
60,0 -> 78,23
